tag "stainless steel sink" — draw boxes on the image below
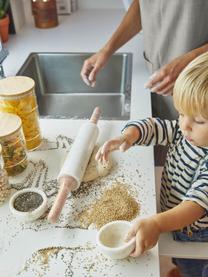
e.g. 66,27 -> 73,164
17,52 -> 132,119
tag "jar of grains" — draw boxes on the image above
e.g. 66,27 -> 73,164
0,76 -> 42,150
0,144 -> 10,205
0,112 -> 28,176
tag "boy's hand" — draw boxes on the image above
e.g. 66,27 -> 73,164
95,126 -> 140,162
95,134 -> 131,162
126,216 -> 161,257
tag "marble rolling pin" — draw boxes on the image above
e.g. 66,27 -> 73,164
48,107 -> 101,223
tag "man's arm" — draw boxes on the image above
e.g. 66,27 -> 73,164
145,44 -> 208,95
81,0 -> 142,86
102,0 -> 142,56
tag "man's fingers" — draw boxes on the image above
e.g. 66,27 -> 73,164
144,71 -> 164,88
88,67 -> 97,82
82,70 -> 97,88
91,81 -> 96,88
150,76 -> 171,91
157,84 -> 174,95
145,70 -> 175,95
81,60 -> 96,87
144,72 -> 157,88
82,75 -> 91,86
162,88 -> 173,96
152,82 -> 174,95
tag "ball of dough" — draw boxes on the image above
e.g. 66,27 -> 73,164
82,145 -> 113,182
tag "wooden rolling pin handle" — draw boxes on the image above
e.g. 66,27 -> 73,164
47,176 -> 78,223
90,106 -> 101,124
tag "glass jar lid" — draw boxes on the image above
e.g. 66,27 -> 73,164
0,76 -> 35,97
0,112 -> 22,138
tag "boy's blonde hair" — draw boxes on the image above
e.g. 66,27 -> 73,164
173,52 -> 208,119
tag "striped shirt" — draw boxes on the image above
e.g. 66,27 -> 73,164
125,118 -> 208,231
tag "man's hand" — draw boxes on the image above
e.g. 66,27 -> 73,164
145,52 -> 195,95
126,216 -> 161,257
80,50 -> 110,87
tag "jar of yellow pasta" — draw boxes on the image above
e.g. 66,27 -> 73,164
0,76 -> 42,150
0,112 -> 28,176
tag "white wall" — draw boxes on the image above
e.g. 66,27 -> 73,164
78,0 -> 123,9
10,0 -> 26,32
17,0 -> 126,26
22,0 -> 33,24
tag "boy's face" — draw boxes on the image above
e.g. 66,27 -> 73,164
179,113 -> 208,147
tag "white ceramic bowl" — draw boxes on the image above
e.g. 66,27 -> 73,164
9,188 -> 48,222
96,220 -> 136,259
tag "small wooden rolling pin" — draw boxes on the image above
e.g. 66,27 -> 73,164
48,107 -> 101,223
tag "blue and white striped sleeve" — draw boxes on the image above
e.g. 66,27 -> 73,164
183,165 -> 208,213
123,118 -> 178,146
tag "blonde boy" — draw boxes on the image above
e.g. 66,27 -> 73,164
96,52 -> 208,277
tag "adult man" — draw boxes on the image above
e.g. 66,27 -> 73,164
81,0 -> 208,120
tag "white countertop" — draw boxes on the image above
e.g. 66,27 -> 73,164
0,119 -> 159,276
1,9 -> 159,277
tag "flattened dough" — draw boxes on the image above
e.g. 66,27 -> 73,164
83,145 -> 113,182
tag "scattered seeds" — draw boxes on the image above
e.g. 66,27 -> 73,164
78,181 -> 140,229
38,247 -> 60,264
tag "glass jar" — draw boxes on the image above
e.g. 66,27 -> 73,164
0,112 -> 28,176
0,144 -> 10,205
31,0 -> 59,29
0,76 -> 42,151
